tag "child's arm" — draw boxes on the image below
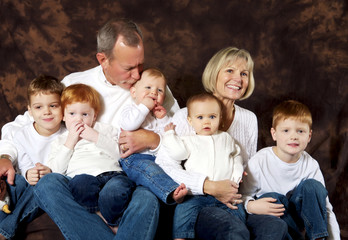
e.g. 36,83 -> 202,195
162,124 -> 190,161
46,135 -> 73,175
119,104 -> 150,131
89,122 -> 120,158
64,122 -> 84,149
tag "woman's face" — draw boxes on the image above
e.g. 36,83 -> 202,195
215,58 -> 250,101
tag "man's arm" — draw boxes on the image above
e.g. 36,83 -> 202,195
0,157 -> 15,185
119,128 -> 160,158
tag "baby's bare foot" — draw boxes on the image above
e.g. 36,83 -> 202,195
173,183 -> 188,203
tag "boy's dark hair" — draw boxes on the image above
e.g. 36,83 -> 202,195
186,93 -> 223,117
272,100 -> 313,129
27,75 -> 65,104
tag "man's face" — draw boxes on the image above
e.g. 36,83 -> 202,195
101,37 -> 144,90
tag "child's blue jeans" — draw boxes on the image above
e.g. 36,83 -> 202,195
119,153 -> 179,204
0,174 -> 42,239
173,194 -> 247,239
256,179 -> 329,240
68,171 -> 135,226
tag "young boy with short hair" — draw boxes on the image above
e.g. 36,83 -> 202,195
119,68 -> 187,204
47,84 -> 135,232
241,100 -> 340,240
0,75 -> 65,239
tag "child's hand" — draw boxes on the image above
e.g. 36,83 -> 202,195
80,124 -> 99,143
247,197 -> 285,216
152,104 -> 166,119
164,123 -> 176,132
65,122 -> 84,149
35,163 -> 52,179
141,97 -> 156,110
26,167 -> 40,185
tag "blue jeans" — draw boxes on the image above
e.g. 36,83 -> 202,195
173,195 -> 247,239
0,174 -> 41,239
34,173 -> 160,240
256,179 -> 328,240
247,214 -> 288,240
119,153 -> 179,204
68,171 -> 135,226
195,206 -> 250,240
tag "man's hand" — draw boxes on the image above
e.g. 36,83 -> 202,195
119,129 -> 160,158
0,157 -> 15,185
247,197 -> 285,217
203,179 -> 242,209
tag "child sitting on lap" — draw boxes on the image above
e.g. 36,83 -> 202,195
119,68 -> 187,204
47,84 -> 135,233
162,93 -> 245,240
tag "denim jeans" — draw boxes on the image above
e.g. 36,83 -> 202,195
0,174 -> 41,239
68,171 -> 135,226
257,179 -> 329,240
195,206 -> 250,240
173,195 -> 247,239
34,173 -> 160,240
247,214 -> 288,240
119,153 -> 179,204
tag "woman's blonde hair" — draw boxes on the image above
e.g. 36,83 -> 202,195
202,47 -> 255,101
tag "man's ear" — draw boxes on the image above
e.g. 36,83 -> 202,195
96,52 -> 108,68
270,128 -> 277,141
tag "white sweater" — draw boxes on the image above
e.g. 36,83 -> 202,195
156,105 -> 258,195
162,130 -> 243,184
47,122 -> 122,178
12,123 -> 66,176
241,147 -> 340,240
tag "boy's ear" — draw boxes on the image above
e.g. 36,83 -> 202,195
27,105 -> 33,116
270,128 -> 277,141
308,129 -> 313,143
187,116 -> 192,126
130,86 -> 136,98
96,52 -> 108,68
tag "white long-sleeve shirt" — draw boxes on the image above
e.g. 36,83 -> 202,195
240,147 -> 340,240
162,130 -> 243,184
12,123 -> 66,177
0,65 -> 180,161
156,105 -> 258,195
119,103 -> 171,155
47,122 -> 122,178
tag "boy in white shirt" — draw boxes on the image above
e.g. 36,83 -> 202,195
0,75 -> 65,239
47,84 -> 135,232
119,68 -> 187,204
162,93 -> 245,240
241,100 -> 340,240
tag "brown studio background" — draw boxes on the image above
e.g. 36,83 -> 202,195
1,0 -> 347,238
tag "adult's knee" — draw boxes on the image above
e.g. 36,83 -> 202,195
247,214 -> 287,240
35,173 -> 67,194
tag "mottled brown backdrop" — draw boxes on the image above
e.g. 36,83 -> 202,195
1,0 -> 347,238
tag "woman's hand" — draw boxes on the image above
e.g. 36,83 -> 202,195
119,129 -> 160,158
203,179 -> 242,209
247,197 -> 285,217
